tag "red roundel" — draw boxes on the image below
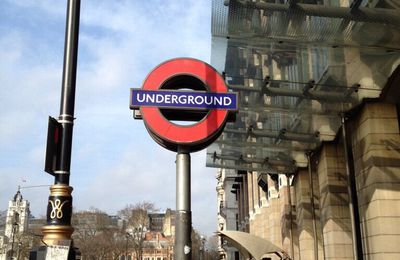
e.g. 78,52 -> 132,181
140,58 -> 229,152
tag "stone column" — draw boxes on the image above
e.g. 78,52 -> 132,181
258,174 -> 269,243
243,174 -> 250,232
279,175 -> 295,258
317,143 -> 354,259
295,169 -> 323,260
266,175 -> 282,248
253,172 -> 261,214
351,102 -> 400,259
247,172 -> 254,221
249,172 -> 262,237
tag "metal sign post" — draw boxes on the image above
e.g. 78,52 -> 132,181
175,150 -> 192,259
130,58 -> 237,260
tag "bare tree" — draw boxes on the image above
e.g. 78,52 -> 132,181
192,232 -> 221,260
191,228 -> 203,260
118,201 -> 156,260
13,232 -> 42,260
72,208 -> 124,259
204,235 -> 220,260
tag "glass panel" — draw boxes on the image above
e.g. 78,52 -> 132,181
212,0 -> 400,49
208,0 -> 400,173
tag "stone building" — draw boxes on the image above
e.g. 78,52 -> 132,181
140,232 -> 173,260
148,209 -> 176,237
207,0 -> 400,259
161,209 -> 175,238
123,209 -> 175,260
216,169 -> 241,259
0,190 -> 30,260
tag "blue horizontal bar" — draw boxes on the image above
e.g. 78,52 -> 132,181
130,89 -> 238,110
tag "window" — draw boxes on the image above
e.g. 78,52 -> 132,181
235,214 -> 239,231
397,103 -> 400,130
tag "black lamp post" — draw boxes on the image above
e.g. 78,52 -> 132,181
41,0 -> 81,254
200,236 -> 206,260
125,232 -> 133,260
16,242 -> 22,260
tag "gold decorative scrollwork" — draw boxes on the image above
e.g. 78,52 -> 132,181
49,199 -> 69,219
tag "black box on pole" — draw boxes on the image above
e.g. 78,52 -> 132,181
44,116 -> 62,175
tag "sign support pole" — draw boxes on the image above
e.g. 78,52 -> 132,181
175,149 -> 192,260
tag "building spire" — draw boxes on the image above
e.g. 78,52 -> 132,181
13,188 -> 23,202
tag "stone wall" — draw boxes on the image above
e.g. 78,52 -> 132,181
351,103 -> 400,260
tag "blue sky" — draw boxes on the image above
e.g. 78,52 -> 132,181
0,0 -> 219,236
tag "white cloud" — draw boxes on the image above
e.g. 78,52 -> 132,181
4,0 -> 65,16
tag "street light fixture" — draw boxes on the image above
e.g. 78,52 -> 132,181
16,242 -> 22,260
125,232 -> 133,260
200,236 -> 206,260
10,213 -> 19,260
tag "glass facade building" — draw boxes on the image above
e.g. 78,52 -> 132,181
208,0 -> 400,259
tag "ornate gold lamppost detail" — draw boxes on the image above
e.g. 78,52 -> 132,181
42,185 -> 74,245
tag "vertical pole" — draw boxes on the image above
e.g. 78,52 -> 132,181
307,152 -> 319,260
55,0 -> 81,185
200,236 -> 205,260
341,114 -> 362,260
286,174 -> 295,260
16,242 -> 21,260
42,0 -> 80,249
125,235 -> 128,260
10,223 -> 16,260
175,151 -> 192,260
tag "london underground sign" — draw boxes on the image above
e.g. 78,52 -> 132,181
130,58 -> 237,152
130,58 -> 237,259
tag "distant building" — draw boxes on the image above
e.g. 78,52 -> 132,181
144,210 -> 175,260
148,213 -> 164,232
0,211 -> 7,235
72,209 -> 123,238
216,169 -> 240,259
141,232 -> 173,260
161,209 -> 175,238
110,214 -> 125,228
0,190 -> 30,260
124,209 -> 175,260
